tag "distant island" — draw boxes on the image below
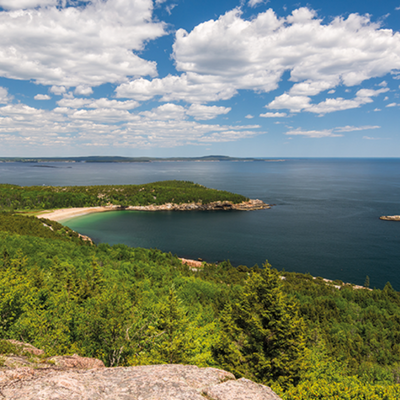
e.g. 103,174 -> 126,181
0,155 -> 285,163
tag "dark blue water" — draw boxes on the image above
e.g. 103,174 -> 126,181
1,159 -> 399,289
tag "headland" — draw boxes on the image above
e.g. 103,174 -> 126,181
37,199 -> 270,222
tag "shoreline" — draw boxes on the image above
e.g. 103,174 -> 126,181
36,199 -> 271,222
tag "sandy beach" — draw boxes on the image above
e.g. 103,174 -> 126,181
37,206 -> 119,222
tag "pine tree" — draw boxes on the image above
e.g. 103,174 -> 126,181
212,263 -> 308,387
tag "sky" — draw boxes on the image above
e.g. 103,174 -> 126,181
0,0 -> 400,158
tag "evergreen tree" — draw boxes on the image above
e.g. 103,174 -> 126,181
212,263 -> 308,387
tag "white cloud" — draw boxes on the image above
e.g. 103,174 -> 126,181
248,0 -> 265,7
0,102 -> 262,149
260,112 -> 287,118
74,85 -> 93,96
245,114 -> 254,119
34,94 -> 51,100
186,104 -> 231,120
268,88 -> 388,114
267,94 -> 311,113
378,81 -> 387,87
285,128 -> 341,138
386,102 -> 398,107
116,73 -> 237,103
335,125 -> 380,132
139,103 -> 187,120
117,7 -> 400,111
166,4 -> 176,15
50,86 -> 66,95
0,0 -> 56,9
57,97 -> 139,110
285,124 -> 381,138
0,86 -> 11,103
363,136 -> 380,140
0,0 -> 165,87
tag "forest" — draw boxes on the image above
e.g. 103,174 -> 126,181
0,181 -> 248,211
1,211 -> 400,399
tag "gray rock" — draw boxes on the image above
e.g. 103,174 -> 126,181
0,364 -> 282,400
203,377 -> 281,400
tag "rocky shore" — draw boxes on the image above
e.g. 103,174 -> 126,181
0,341 -> 281,400
125,199 -> 269,212
38,199 -> 270,222
380,215 -> 400,221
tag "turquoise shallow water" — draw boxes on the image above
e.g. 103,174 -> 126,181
1,158 -> 399,289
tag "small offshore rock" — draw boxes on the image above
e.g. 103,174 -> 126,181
380,215 -> 400,221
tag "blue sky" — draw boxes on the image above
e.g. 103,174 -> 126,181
0,0 -> 400,157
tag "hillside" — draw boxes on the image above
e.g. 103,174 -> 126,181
0,212 -> 400,399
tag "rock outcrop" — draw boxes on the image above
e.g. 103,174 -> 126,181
125,199 -> 270,212
0,342 -> 281,400
380,215 -> 400,221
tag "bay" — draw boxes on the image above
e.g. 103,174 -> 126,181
1,158 -> 399,289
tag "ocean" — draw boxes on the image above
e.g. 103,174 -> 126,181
1,158 -> 399,289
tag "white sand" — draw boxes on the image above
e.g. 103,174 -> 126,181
37,206 -> 117,222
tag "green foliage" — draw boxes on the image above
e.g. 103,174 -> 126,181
281,272 -> 400,371
1,213 -> 400,398
0,212 -> 89,244
212,264 -> 308,387
0,181 -> 248,211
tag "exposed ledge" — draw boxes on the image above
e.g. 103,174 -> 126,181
125,199 -> 270,212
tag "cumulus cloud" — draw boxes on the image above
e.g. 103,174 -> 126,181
260,112 -> 287,118
74,86 -> 93,96
57,97 -> 140,110
0,0 -> 165,87
118,6 -> 400,110
116,73 -> 237,103
268,88 -> 388,114
0,0 -> 56,9
0,102 -> 261,149
50,86 -> 66,95
34,94 -> 51,100
0,86 -> 11,103
186,104 -> 231,120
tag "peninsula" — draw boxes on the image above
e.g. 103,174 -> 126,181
0,180 -> 270,216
